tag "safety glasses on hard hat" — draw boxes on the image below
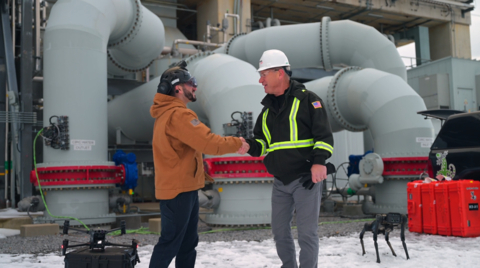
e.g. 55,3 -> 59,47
184,77 -> 197,88
259,68 -> 280,78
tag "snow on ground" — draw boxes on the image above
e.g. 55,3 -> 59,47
1,231 -> 479,267
0,228 -> 20,239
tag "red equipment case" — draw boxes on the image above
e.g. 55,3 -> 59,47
434,181 -> 453,236
407,180 -> 424,233
421,182 -> 437,234
448,180 -> 480,237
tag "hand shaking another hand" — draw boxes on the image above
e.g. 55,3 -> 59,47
237,137 -> 250,155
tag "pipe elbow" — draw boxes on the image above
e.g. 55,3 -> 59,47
107,3 -> 165,75
328,19 -> 406,80
265,17 -> 272,28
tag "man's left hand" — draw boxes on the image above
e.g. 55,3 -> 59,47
311,164 -> 327,183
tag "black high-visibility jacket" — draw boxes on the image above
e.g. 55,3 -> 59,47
246,80 -> 334,185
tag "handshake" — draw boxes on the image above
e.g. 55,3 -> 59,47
237,137 -> 250,155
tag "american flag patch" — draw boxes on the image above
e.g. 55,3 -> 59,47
190,119 -> 200,126
312,101 -> 322,109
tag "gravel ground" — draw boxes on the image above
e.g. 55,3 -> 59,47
0,213 -> 375,255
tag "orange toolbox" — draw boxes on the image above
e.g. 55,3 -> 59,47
448,180 -> 480,237
407,180 -> 424,233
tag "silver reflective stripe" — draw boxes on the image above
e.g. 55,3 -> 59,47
314,142 -> 334,154
267,139 -> 314,152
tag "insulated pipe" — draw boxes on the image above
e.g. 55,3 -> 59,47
171,39 -> 222,57
265,17 -> 271,27
305,67 -> 434,158
108,52 -> 265,142
216,17 -> 406,80
43,0 -> 164,165
305,68 -> 434,214
186,53 -> 265,135
225,13 -> 240,35
107,1 -> 164,76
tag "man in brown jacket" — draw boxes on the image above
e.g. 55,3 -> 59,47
149,61 -> 248,268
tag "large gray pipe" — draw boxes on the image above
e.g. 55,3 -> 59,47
108,52 -> 265,144
306,67 -> 434,158
43,0 -> 164,166
216,17 -> 406,81
305,68 -> 434,214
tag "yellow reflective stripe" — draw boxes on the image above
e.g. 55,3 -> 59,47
289,98 -> 300,141
255,139 -> 267,155
267,139 -> 314,152
262,109 -> 271,146
314,142 -> 334,154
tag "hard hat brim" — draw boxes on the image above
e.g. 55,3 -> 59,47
257,64 -> 290,72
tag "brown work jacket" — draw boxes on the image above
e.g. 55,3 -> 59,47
150,93 -> 242,200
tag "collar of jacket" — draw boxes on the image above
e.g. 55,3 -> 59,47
261,80 -> 308,110
150,93 -> 186,119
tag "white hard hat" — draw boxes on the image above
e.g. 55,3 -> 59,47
257,49 -> 290,72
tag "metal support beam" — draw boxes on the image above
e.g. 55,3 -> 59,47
412,26 -> 431,66
1,0 -> 21,207
393,25 -> 433,66
428,0 -> 474,9
0,0 -> 7,206
20,0 -> 34,199
461,7 -> 474,18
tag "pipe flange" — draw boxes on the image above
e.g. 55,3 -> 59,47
41,185 -> 116,191
212,178 -> 274,185
107,0 -> 152,73
327,66 -> 367,132
184,51 -> 215,65
225,33 -> 246,55
107,0 -> 143,48
318,22 -> 324,68
320,17 -> 332,72
107,50 -> 154,73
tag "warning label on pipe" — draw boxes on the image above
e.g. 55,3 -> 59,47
416,137 -> 433,148
71,140 -> 95,151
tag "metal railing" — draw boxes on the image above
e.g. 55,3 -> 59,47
401,56 -> 432,69
0,111 -> 37,124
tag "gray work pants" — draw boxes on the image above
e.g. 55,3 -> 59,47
271,177 -> 322,268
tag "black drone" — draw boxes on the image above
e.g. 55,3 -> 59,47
61,219 -> 140,266
359,213 -> 410,263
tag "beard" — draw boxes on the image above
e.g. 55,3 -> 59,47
182,85 -> 197,102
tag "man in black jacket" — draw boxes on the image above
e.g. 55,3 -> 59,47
243,49 -> 334,268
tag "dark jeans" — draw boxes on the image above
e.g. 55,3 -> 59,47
149,191 -> 199,268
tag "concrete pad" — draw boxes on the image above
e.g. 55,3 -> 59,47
149,218 -> 161,233
134,202 -> 159,212
0,217 -> 33,230
140,214 -> 160,223
20,224 -> 59,237
342,203 -> 365,217
115,215 -> 141,230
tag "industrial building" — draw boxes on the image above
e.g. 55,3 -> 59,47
0,0 -> 478,229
